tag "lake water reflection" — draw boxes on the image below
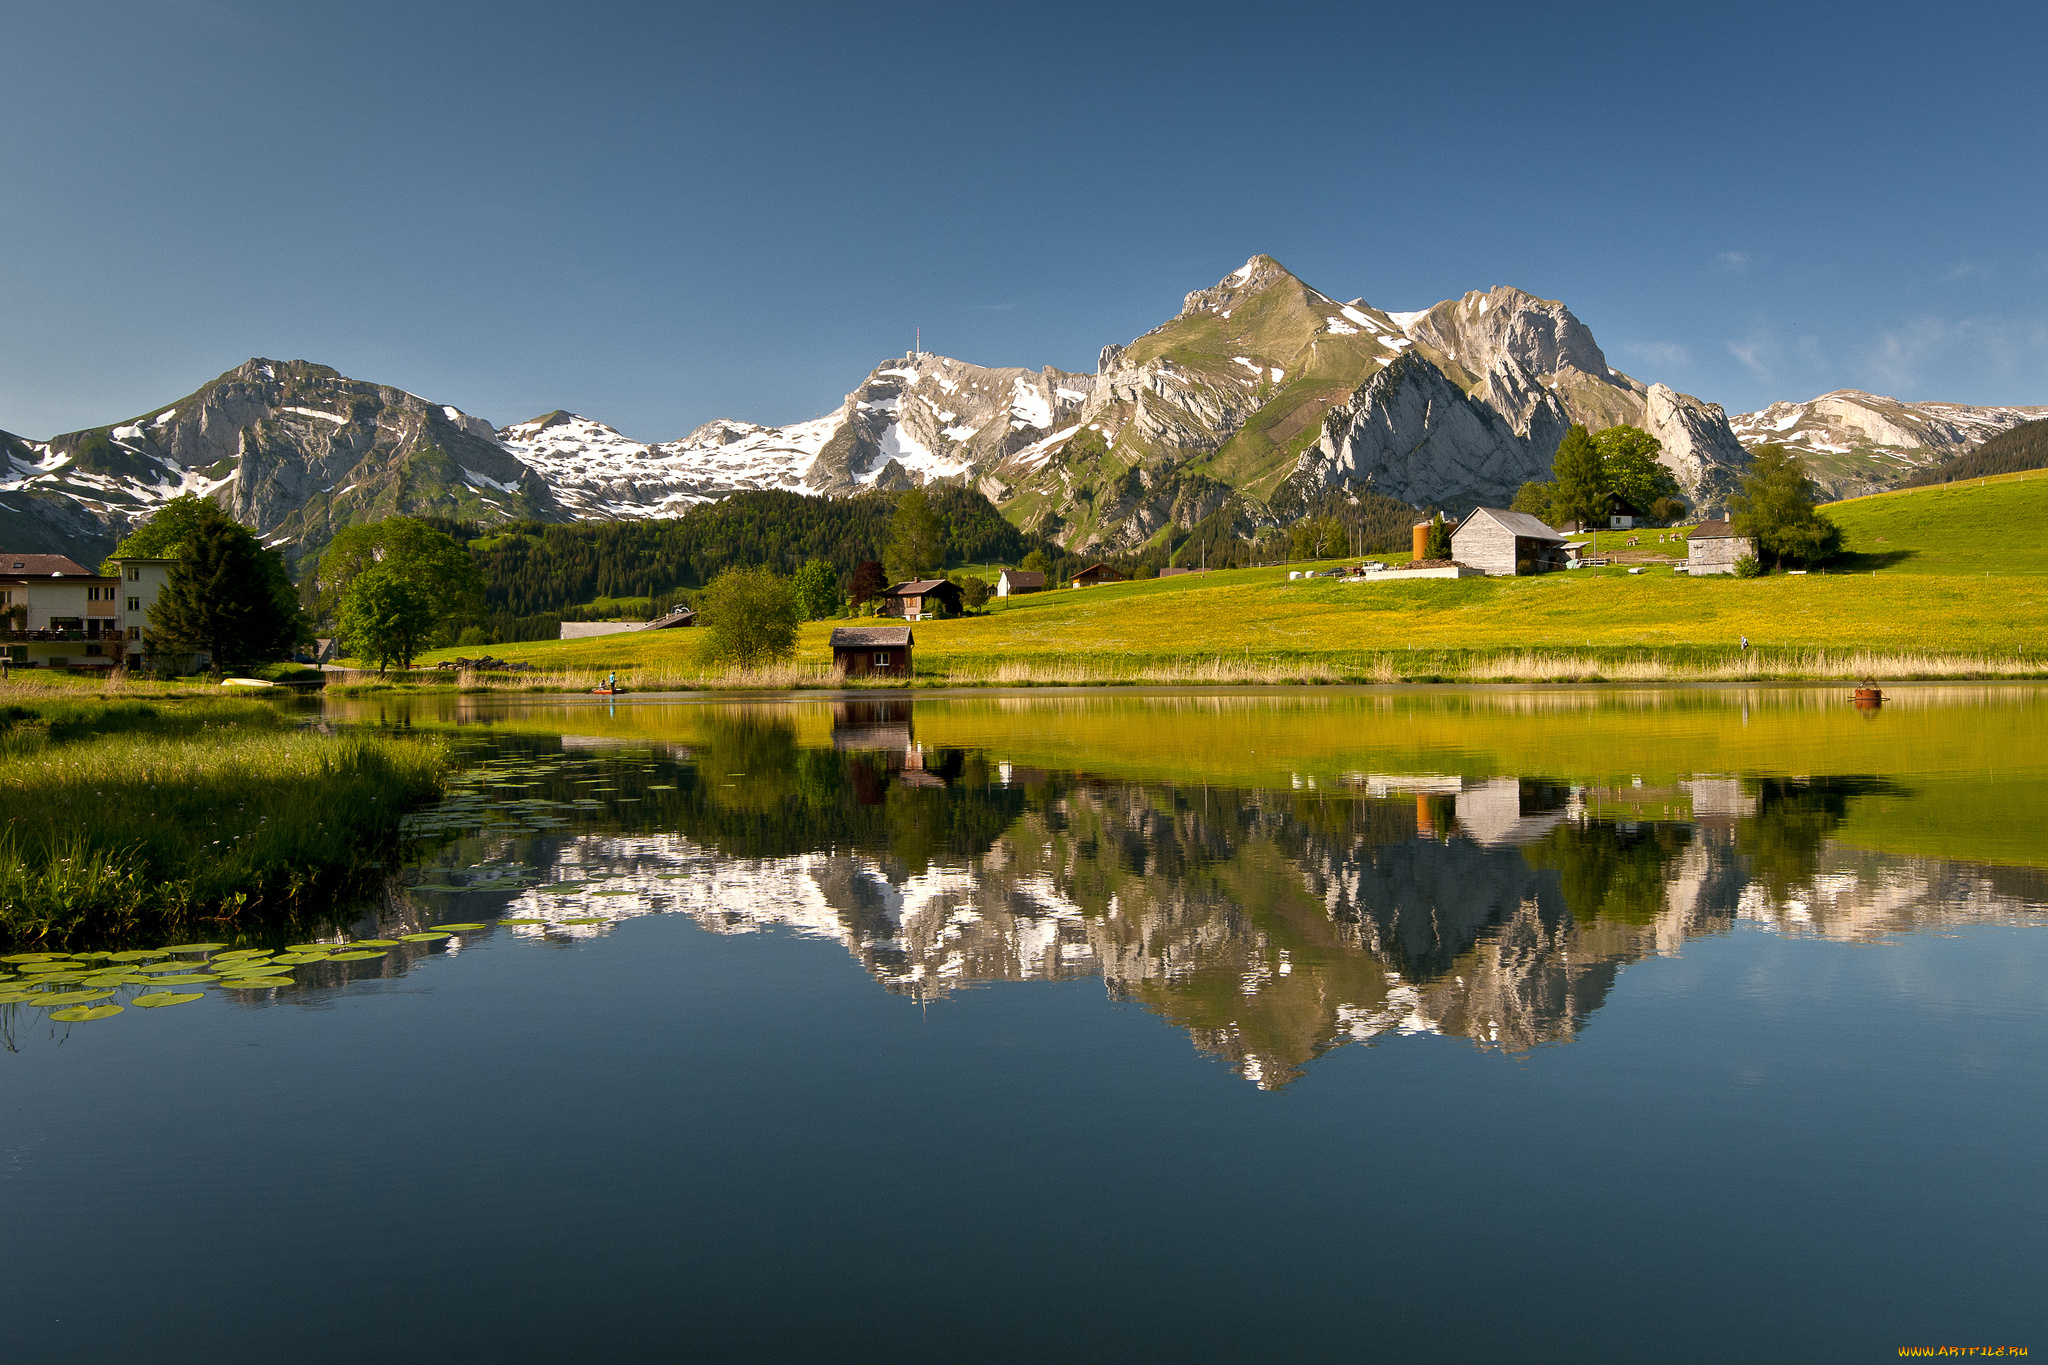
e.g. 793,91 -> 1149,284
354,686 -> 2048,1088
8,685 -> 2045,1360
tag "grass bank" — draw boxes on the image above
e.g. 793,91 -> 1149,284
0,694 -> 449,947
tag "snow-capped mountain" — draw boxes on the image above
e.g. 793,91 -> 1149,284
7,254 -> 2040,564
1728,390 -> 2048,497
494,410 -> 834,516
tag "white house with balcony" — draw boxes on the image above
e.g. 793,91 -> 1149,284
0,553 -> 183,671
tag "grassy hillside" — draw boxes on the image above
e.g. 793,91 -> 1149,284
1826,467 -> 2048,575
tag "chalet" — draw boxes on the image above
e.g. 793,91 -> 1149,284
645,606 -> 695,629
996,569 -> 1045,597
1449,508 -> 1571,576
1,554 -> 178,671
1686,520 -> 1755,575
884,579 -> 962,619
1603,492 -> 1644,530
831,625 -> 912,678
1070,563 -> 1125,589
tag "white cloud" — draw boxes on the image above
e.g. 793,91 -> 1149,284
1622,341 -> 1691,370
1860,314 -> 2048,393
1715,251 -> 1750,273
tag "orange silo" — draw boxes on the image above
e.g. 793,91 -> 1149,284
1412,521 -> 1432,560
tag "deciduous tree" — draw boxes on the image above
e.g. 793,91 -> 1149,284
313,517 -> 483,637
1593,425 -> 1684,520
1511,481 -> 1559,524
790,559 -> 841,619
847,560 -> 888,613
337,566 -> 436,672
698,567 -> 800,670
1730,444 -> 1842,569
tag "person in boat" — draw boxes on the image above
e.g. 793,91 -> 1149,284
607,671 -> 618,693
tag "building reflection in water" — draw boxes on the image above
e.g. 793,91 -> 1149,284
424,705 -> 2048,1090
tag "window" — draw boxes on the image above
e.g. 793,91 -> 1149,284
127,597 -> 140,611
85,643 -> 102,656
127,568 -> 141,581
128,626 -> 141,640
873,651 -> 892,667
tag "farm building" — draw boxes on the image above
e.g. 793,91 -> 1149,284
1449,508 -> 1571,576
559,605 -> 695,640
1686,520 -> 1756,575
884,579 -> 962,619
831,625 -> 912,678
1071,563 -> 1125,589
996,569 -> 1045,597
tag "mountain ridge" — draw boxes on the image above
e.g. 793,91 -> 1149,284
5,255 -> 2040,564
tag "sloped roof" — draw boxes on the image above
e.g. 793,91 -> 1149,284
998,569 -> 1045,588
886,579 -> 951,595
645,606 -> 696,629
1459,508 -> 1566,542
1073,562 -> 1124,577
831,626 -> 913,648
1689,519 -> 1742,539
0,554 -> 93,576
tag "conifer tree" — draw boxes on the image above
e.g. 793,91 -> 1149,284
1550,425 -> 1608,530
145,504 -> 302,675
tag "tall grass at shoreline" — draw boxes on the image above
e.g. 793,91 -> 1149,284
321,645 -> 2047,693
0,694 -> 447,946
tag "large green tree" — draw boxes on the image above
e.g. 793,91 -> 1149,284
885,489 -> 946,583
146,506 -> 303,674
1511,480 -> 1558,524
312,517 -> 483,638
113,494 -> 302,642
1730,444 -> 1842,569
790,559 -> 841,619
1592,425 -> 1684,520
1549,424 -> 1607,530
698,567 -> 801,670
337,566 -> 436,672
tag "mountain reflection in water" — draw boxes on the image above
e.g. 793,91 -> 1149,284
397,696 -> 2048,1089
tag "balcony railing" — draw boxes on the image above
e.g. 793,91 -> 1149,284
3,628 -> 122,643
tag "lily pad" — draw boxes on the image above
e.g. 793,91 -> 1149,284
1,953 -> 62,963
591,889 -> 639,897
131,992 -> 203,1008
19,961 -> 79,973
107,950 -> 161,962
166,944 -> 226,953
36,990 -> 115,1007
399,932 -> 452,943
557,917 -> 609,925
285,944 -> 329,952
325,951 -> 386,962
496,918 -> 546,926
51,1004 -> 124,1022
135,961 -> 205,974
351,939 -> 402,948
435,923 -> 489,932
215,963 -> 293,977
145,974 -> 214,986
216,976 -> 292,988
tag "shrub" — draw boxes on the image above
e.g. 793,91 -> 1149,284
1734,554 -> 1763,578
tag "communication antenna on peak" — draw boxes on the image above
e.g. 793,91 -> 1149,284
915,325 -> 920,359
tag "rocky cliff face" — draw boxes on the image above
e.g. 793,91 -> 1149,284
1728,390 -> 2048,497
1288,351 -> 1549,512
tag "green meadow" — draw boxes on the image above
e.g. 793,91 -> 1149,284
377,468 -> 2048,685
0,696 -> 448,946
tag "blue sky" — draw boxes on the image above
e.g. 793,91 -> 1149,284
4,0 -> 2043,441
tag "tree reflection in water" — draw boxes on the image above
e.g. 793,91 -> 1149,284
401,703 -> 2048,1090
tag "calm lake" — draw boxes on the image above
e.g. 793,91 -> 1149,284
7,686 -> 2045,1360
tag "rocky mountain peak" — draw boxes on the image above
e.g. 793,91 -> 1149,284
1180,255 -> 1296,317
